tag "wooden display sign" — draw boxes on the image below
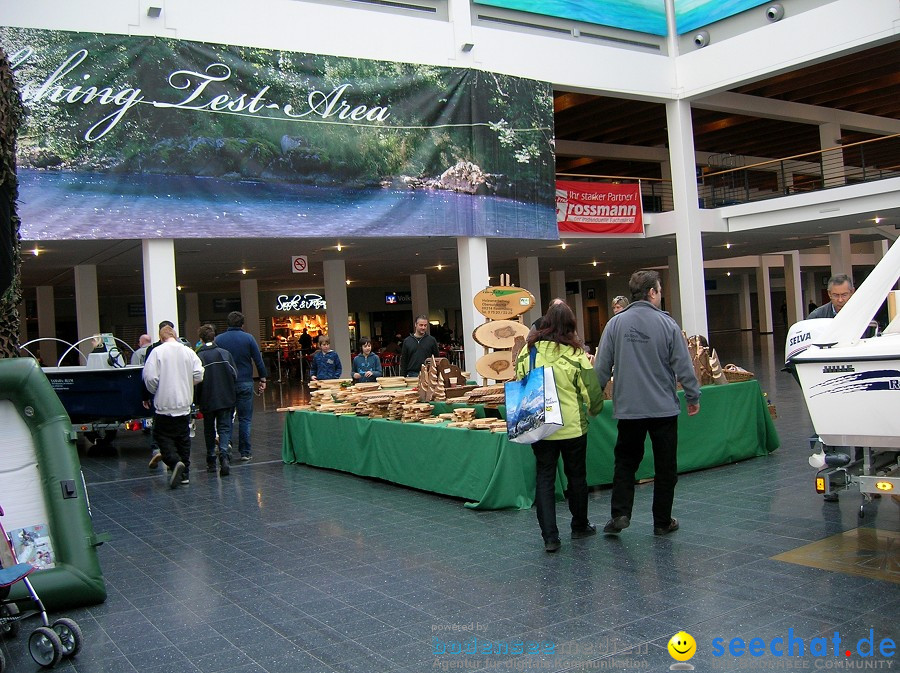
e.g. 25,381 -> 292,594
472,319 -> 530,349
475,350 -> 516,381
473,286 -> 536,320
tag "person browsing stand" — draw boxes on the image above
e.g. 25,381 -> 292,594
351,337 -> 382,383
594,270 -> 700,537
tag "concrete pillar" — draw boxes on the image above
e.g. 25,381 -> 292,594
819,122 -> 845,188
239,279 -> 261,344
142,239 -> 179,337
872,239 -> 889,264
36,285 -> 57,365
458,237 -> 489,375
571,282 -> 586,345
323,260 -> 351,373
410,273 -> 429,324
828,232 -> 852,280
517,256 -> 542,326
738,273 -> 752,331
755,261 -> 774,334
74,264 -> 100,360
184,292 -> 200,345
549,269 -> 566,304
665,255 -> 682,325
666,100 -> 708,338
783,251 -> 803,326
804,272 -> 818,314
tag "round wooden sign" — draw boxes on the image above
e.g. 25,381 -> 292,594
473,286 -> 536,320
475,351 -> 516,381
472,319 -> 530,349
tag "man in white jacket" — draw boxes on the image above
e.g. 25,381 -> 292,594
142,324 -> 204,488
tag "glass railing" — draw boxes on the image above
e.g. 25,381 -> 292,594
697,133 -> 900,208
557,133 -> 899,214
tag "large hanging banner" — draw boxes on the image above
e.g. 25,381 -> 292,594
1,28 -> 556,240
556,180 -> 643,235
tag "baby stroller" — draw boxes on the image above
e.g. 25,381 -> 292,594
0,505 -> 83,670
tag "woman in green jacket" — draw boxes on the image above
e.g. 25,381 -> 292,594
515,300 -> 604,553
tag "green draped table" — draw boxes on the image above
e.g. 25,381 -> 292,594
282,380 -> 779,510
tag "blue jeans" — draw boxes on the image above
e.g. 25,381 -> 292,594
234,382 -> 254,457
203,407 -> 234,464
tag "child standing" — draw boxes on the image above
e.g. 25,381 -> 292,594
310,335 -> 342,381
351,338 -> 382,383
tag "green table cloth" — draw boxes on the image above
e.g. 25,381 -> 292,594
282,380 -> 779,510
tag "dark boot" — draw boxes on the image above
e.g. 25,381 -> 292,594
219,454 -> 230,477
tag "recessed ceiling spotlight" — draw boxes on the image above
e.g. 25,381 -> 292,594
337,243 -> 343,252
875,216 -> 882,224
725,242 -> 732,249
561,242 -> 567,250
606,272 -> 611,277
241,268 -> 247,275
32,247 -> 40,256
592,261 -> 597,267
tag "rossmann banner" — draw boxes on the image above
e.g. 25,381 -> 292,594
1,27 -> 556,240
556,181 -> 643,235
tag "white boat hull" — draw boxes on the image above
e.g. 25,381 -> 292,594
794,338 -> 900,448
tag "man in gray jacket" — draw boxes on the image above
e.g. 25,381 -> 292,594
594,270 -> 701,536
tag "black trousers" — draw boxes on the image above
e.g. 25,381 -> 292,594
532,434 -> 590,542
153,413 -> 191,475
611,416 -> 678,529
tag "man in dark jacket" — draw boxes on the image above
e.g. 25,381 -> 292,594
214,311 -> 267,462
195,324 -> 237,477
399,315 -> 439,377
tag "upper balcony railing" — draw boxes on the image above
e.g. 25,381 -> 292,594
697,133 -> 900,209
557,133 -> 899,215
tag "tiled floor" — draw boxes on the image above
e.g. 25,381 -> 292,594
1,329 -> 898,672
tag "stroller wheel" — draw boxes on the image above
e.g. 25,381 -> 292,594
0,603 -> 19,638
52,618 -> 83,658
28,626 -> 63,668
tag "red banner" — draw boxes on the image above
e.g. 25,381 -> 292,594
556,181 -> 643,234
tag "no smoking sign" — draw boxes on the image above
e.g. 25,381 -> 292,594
291,255 -> 308,273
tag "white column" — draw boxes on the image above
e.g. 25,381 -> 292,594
74,264 -> 100,359
549,269 -> 566,303
738,273 -> 752,330
184,292 -> 200,345
239,279 -> 261,344
571,282 -> 585,344
828,232 -> 852,279
142,239 -> 179,337
36,285 -> 57,365
458,237 -> 489,375
783,251 -> 803,327
755,261 -> 774,334
666,100 -> 708,338
323,259 -> 351,373
872,239 -> 889,264
447,0 -> 475,59
517,256 -> 542,326
410,273 -> 429,323
666,255 -> 682,325
804,272 -> 818,314
819,122 -> 845,188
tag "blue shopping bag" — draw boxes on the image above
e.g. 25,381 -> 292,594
504,347 -> 563,444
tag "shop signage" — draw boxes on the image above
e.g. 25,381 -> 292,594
275,293 -> 326,311
556,181 -> 643,234
385,292 -> 412,305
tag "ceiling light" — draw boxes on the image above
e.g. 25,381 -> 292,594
337,243 -> 343,252
725,242 -> 732,249
606,272 -> 611,277
437,264 -> 443,271
592,261 -> 597,267
177,285 -> 182,291
726,272 -> 731,277
346,279 -> 351,285
241,268 -> 247,275
32,247 -> 40,256
561,242 -> 567,250
875,216 -> 882,224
